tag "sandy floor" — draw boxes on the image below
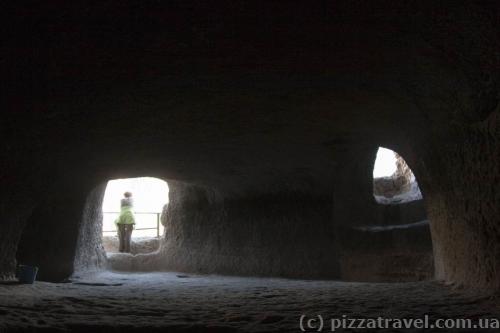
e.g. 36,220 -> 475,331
0,271 -> 499,332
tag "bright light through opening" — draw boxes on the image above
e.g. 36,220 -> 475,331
102,177 -> 169,238
373,147 -> 398,178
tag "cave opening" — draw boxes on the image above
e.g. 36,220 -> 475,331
373,147 -> 423,205
338,146 -> 433,283
101,177 -> 169,256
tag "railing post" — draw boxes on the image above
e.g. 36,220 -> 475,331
156,213 -> 160,238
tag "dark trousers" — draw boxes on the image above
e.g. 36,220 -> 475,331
117,224 -> 133,253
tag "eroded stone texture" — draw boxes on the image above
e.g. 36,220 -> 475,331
1,2 -> 499,292
158,181 -> 341,279
395,154 -> 413,184
396,5 -> 500,290
423,111 -> 500,289
74,183 -> 107,275
373,153 -> 413,197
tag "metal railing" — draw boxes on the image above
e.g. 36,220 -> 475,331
102,212 -> 162,237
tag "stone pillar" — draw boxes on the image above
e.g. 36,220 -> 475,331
73,183 -> 107,275
422,111 -> 500,289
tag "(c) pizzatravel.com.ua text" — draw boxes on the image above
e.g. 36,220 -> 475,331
299,314 -> 500,331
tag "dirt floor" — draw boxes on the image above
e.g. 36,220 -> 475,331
0,271 -> 499,332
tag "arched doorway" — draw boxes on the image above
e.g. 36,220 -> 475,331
101,177 -> 169,255
373,147 -> 423,204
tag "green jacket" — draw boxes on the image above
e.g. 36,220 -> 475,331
114,205 -> 136,225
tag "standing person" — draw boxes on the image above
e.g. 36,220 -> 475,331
115,191 -> 135,253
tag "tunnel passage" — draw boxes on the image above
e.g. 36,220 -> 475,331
101,177 -> 168,255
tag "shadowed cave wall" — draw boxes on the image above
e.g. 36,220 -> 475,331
2,2 -> 500,291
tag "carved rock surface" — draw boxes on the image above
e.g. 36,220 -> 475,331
2,3 -> 499,293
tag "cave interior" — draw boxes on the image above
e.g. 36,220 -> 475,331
2,2 -> 500,332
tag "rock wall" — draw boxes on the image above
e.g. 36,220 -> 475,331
339,221 -> 433,282
0,212 -> 30,280
396,4 -> 500,290
372,200 -> 427,227
423,111 -> 500,289
156,181 -> 341,279
73,183 -> 107,275
395,154 -> 414,186
374,176 -> 410,199
0,131 -> 51,279
16,177 -> 95,281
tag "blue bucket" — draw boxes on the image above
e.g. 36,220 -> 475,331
17,265 -> 38,284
